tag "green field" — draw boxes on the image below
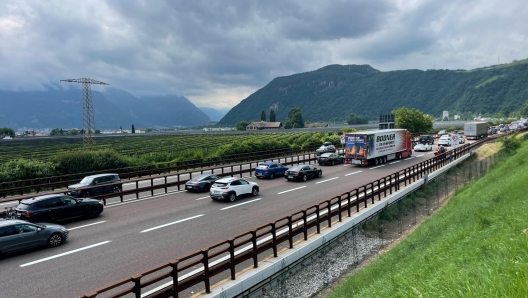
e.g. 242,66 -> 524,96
327,138 -> 528,297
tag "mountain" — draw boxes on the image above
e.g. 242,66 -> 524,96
199,107 -> 230,121
218,59 -> 528,125
0,88 -> 211,129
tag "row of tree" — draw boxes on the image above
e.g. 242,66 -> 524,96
260,109 -> 276,122
50,128 -> 102,136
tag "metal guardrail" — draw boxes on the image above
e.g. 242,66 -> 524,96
0,149 -> 331,205
77,138 -> 494,298
0,146 -> 322,199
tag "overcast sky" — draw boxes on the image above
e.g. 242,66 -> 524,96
1,0 -> 527,109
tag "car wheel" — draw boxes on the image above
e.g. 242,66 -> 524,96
87,208 -> 100,219
112,186 -> 121,193
318,171 -> 322,178
82,191 -> 91,198
270,173 -> 275,179
331,160 -> 335,166
374,158 -> 379,165
252,187 -> 259,196
302,175 -> 308,182
48,234 -> 64,247
228,193 -> 236,202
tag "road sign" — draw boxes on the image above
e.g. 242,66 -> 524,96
340,135 -> 345,144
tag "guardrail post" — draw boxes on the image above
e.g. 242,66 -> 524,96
170,260 -> 179,297
164,176 -> 168,193
150,178 -> 154,196
251,231 -> 258,268
326,201 -> 332,227
271,223 -> 278,257
338,196 -> 342,222
228,239 -> 236,279
202,250 -> 211,293
315,206 -> 321,234
346,193 -> 351,217
239,164 -> 243,177
131,274 -> 142,298
288,216 -> 294,248
302,210 -> 308,240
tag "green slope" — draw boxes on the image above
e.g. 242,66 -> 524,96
218,59 -> 528,125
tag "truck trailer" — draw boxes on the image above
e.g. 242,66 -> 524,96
464,122 -> 488,140
345,129 -> 413,166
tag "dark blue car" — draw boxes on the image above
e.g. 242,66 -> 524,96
255,161 -> 289,179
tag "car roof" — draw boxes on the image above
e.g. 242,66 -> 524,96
20,194 -> 64,204
83,173 -> 119,179
0,219 -> 29,227
215,177 -> 240,183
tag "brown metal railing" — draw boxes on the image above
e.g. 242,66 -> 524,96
78,139 -> 490,298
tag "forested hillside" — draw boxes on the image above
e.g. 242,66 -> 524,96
218,59 -> 528,125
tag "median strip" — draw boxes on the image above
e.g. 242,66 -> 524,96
277,186 -> 307,194
220,198 -> 262,210
140,214 -> 204,233
315,177 -> 339,184
20,241 -> 111,267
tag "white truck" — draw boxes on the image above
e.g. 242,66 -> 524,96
345,129 -> 413,166
464,122 -> 488,140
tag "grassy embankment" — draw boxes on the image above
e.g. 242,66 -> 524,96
327,136 -> 528,297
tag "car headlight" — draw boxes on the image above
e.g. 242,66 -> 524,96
98,201 -> 104,205
62,228 -> 68,232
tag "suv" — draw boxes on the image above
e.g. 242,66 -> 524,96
418,135 -> 434,145
209,177 -> 259,202
315,142 -> 336,156
67,173 -> 122,198
16,194 -> 104,222
0,219 -> 68,255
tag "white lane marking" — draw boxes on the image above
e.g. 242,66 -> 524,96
389,161 -> 401,164
220,198 -> 262,210
195,196 -> 210,201
406,157 -> 415,160
105,190 -> 186,208
427,152 -> 435,154
416,154 -> 424,157
369,165 -> 385,169
20,241 -> 111,267
69,221 -> 106,231
277,186 -> 306,194
140,214 -> 204,233
315,177 -> 339,184
345,171 -> 363,176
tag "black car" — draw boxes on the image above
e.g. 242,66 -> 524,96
16,194 -> 104,222
67,173 -> 122,198
285,164 -> 322,181
185,174 -> 221,192
315,142 -> 336,156
419,135 -> 434,145
318,153 -> 344,166
0,220 -> 68,256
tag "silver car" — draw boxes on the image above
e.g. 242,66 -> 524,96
0,219 -> 68,256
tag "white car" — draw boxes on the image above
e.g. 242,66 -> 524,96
437,135 -> 451,146
209,177 -> 259,202
414,143 -> 432,152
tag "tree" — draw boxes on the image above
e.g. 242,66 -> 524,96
347,113 -> 368,125
0,127 -> 15,138
284,107 -> 304,129
261,110 -> 266,121
69,128 -> 79,135
132,124 -> 135,133
518,101 -> 528,118
236,120 -> 249,131
269,109 -> 276,122
95,129 -> 101,134
392,107 -> 433,133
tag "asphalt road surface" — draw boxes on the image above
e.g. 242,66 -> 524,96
0,143 -> 468,298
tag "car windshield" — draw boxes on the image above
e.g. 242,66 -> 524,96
191,174 -> 209,181
288,166 -> 303,171
213,182 -> 228,187
320,153 -> 332,157
80,177 -> 94,184
257,164 -> 269,169
318,145 -> 328,149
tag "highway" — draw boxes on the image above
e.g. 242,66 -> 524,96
0,144 -> 462,298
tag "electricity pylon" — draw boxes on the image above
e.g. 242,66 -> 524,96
60,78 -> 109,149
